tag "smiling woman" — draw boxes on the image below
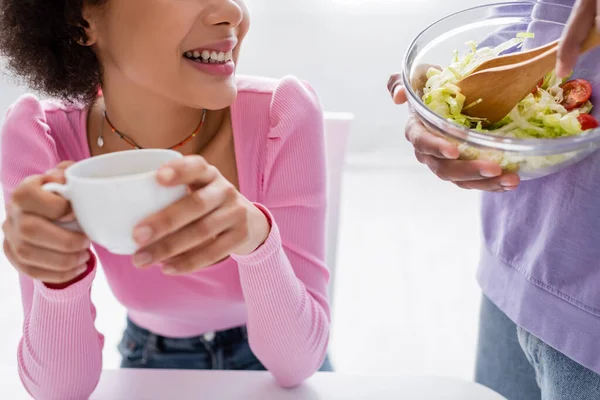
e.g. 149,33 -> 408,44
0,0 -> 332,399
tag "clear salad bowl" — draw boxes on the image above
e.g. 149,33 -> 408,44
402,1 -> 600,180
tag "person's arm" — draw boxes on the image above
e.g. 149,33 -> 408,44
231,77 -> 330,387
1,95 -> 104,400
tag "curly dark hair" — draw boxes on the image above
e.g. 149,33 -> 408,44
0,0 -> 106,104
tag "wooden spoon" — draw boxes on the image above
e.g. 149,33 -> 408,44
458,29 -> 600,124
470,39 -> 558,74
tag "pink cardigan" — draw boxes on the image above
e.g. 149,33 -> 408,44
0,75 -> 330,400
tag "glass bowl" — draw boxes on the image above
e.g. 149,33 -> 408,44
402,1 -> 600,180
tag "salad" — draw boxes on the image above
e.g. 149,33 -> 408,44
421,35 -> 598,170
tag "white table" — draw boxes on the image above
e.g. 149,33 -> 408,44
0,368 -> 506,399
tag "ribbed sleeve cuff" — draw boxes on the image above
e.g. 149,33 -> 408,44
35,253 -> 97,301
231,203 -> 282,265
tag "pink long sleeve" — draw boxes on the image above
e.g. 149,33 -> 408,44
0,77 -> 331,396
231,77 -> 331,387
1,96 -> 104,400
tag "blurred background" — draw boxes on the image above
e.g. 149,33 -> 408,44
0,0 -> 489,381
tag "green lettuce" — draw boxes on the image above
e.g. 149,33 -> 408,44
422,36 -> 589,139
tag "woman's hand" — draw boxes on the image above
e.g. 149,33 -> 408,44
132,155 -> 271,274
556,0 -> 600,78
2,162 -> 92,284
388,71 -> 520,191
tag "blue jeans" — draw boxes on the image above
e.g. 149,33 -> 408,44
475,295 -> 600,400
517,327 -> 600,400
118,318 -> 333,372
475,295 -> 540,400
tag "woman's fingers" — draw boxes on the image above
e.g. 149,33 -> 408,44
2,219 -> 89,271
133,204 -> 236,267
156,155 -> 218,187
3,240 -> 87,283
10,175 -> 72,220
3,161 -> 92,285
10,241 -> 88,271
12,213 -> 90,252
162,229 -> 243,275
133,179 -> 232,246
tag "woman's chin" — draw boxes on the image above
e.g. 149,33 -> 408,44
192,88 -> 238,111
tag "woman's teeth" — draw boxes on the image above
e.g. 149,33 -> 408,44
184,50 -> 233,64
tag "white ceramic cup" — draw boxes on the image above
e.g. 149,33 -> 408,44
42,149 -> 187,255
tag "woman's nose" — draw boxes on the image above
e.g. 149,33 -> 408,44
204,0 -> 244,28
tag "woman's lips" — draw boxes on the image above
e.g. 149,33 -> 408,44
185,58 -> 235,77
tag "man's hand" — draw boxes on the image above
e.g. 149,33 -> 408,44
388,72 -> 520,191
556,0 -> 600,77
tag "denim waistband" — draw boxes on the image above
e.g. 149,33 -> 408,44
125,318 -> 248,350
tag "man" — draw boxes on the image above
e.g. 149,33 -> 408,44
389,1 -> 600,399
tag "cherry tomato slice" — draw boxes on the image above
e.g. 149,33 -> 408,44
561,79 -> 593,110
577,114 -> 599,131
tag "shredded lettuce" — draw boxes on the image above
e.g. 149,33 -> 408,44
422,35 -> 588,139
421,34 -> 595,171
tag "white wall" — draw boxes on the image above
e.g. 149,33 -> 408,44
240,0 -> 488,159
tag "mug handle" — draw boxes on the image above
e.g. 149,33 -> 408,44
41,183 -> 83,233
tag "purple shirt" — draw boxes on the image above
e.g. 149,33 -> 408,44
478,0 -> 600,373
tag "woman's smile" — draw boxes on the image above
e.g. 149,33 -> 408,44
183,37 -> 237,77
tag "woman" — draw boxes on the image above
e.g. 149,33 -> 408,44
0,0 -> 332,399
389,1 -> 600,399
